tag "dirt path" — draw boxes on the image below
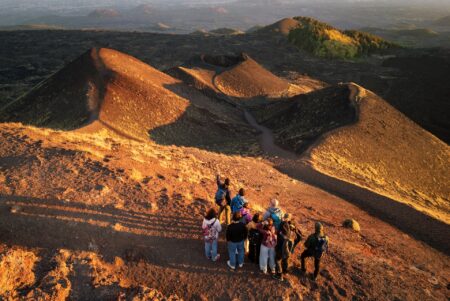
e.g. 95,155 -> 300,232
243,110 -> 450,255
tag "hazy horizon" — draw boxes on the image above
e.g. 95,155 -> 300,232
0,0 -> 449,31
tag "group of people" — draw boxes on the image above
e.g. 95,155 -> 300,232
201,175 -> 330,281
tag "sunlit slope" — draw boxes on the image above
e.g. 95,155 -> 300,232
305,84 -> 450,223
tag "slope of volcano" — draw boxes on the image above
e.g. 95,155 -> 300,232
168,53 -> 302,103
0,48 -> 258,153
257,82 -> 449,224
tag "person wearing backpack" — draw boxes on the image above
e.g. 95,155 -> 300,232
263,199 -> 284,231
202,208 -> 222,262
273,213 -> 294,281
247,213 -> 262,263
226,211 -> 248,270
215,174 -> 231,225
300,222 -> 329,280
230,188 -> 247,214
239,202 -> 252,254
258,218 -> 277,274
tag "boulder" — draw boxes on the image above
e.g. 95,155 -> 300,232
343,219 -> 360,232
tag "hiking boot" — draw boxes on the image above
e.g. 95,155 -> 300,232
227,260 -> 235,270
212,254 -> 220,262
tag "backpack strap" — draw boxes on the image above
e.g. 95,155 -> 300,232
208,218 -> 217,228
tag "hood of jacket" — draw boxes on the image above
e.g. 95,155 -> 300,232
268,206 -> 282,215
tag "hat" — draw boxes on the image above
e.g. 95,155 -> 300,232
270,199 -> 279,207
283,213 -> 292,221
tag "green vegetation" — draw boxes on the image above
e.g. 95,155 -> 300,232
287,17 -> 399,59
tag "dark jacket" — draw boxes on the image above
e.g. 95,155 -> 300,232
226,221 -> 248,243
304,233 -> 329,258
216,175 -> 231,205
276,221 -> 291,259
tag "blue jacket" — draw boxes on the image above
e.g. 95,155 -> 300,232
231,195 -> 246,213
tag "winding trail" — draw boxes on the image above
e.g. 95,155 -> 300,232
244,110 -> 297,160
243,109 -> 450,255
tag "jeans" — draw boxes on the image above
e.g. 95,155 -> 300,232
218,205 -> 231,225
227,240 -> 245,268
259,244 -> 276,273
205,239 -> 218,260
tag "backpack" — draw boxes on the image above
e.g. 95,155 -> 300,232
231,195 -> 244,213
314,236 -> 328,258
202,219 -> 218,242
271,211 -> 282,230
215,188 -> 226,206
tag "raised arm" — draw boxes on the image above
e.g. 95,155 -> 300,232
216,174 -> 221,187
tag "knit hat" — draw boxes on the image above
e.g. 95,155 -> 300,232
315,222 -> 324,235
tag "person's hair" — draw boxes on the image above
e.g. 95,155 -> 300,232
243,202 -> 249,208
252,212 -> 262,223
263,217 -> 274,229
239,188 -> 245,196
232,211 -> 242,222
284,213 -> 292,221
224,178 -> 230,186
205,208 -> 217,220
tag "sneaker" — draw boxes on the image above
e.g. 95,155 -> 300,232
212,254 -> 220,262
261,270 -> 268,275
238,263 -> 244,268
270,269 -> 276,275
227,260 -> 235,270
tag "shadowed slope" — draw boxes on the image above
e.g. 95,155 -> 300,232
253,85 -> 356,153
0,48 -> 108,129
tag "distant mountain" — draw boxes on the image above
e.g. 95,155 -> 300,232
259,17 -> 399,59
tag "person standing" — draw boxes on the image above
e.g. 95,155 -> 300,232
202,208 -> 222,262
247,213 -> 262,263
215,174 -> 231,225
263,199 -> 284,230
226,212 -> 248,270
230,188 -> 247,214
300,222 -> 329,280
258,218 -> 277,274
273,213 -> 298,281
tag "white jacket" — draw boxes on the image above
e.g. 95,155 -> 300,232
202,218 -> 222,240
